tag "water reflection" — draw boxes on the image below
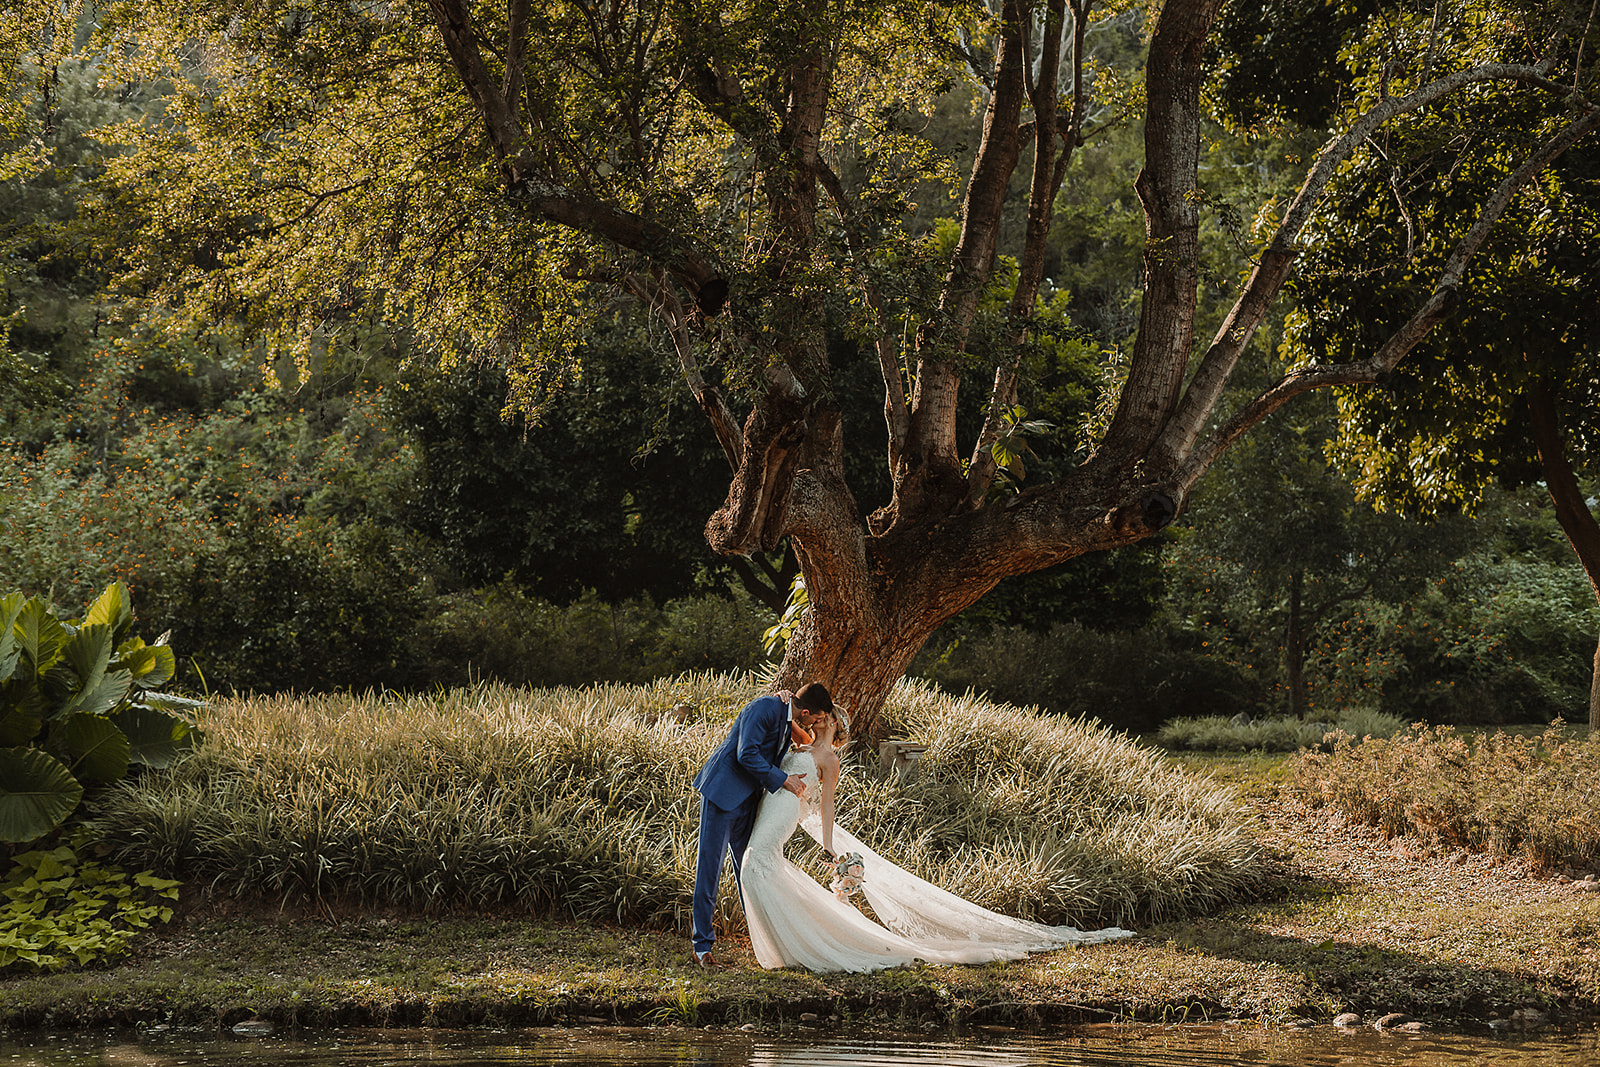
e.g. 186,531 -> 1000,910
0,1024 -> 1596,1067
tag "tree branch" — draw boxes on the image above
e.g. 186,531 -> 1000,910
966,0 -> 1087,505
426,0 -> 722,301
1528,375 -> 1600,597
620,271 -> 744,470
1093,0 -> 1224,465
1156,58 -> 1585,477
1176,101 -> 1600,492
816,162 -> 910,469
503,0 -> 529,117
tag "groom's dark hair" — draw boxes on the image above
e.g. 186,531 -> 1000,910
793,682 -> 834,713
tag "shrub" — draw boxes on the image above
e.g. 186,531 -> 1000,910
414,583 -> 768,689
0,441 -> 219,613
647,592 -> 768,676
0,581 -> 201,844
166,522 -> 432,694
0,842 -> 180,972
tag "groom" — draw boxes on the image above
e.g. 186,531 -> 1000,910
691,681 -> 834,967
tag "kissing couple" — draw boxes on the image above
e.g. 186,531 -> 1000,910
691,681 -> 1134,973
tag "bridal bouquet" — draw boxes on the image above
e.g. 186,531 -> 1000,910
829,851 -> 866,903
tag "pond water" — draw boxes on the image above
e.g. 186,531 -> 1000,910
1,1025 -> 1597,1067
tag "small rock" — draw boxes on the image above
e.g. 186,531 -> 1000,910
799,1013 -> 819,1023
739,1024 -> 758,1033
1373,1012 -> 1414,1030
231,1019 -> 274,1036
578,1016 -> 605,1024
1393,1021 -> 1429,1033
1555,873 -> 1572,884
1511,1007 -> 1548,1029
1576,881 -> 1600,893
1332,1012 -> 1362,1028
1488,1018 -> 1513,1031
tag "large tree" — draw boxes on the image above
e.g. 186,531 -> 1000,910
1282,91 -> 1600,724
34,0 -> 1600,734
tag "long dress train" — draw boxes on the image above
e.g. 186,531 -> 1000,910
738,750 -> 1135,972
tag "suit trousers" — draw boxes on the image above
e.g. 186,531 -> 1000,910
692,792 -> 759,954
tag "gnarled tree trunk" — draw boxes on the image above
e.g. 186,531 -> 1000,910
418,0 -> 1600,741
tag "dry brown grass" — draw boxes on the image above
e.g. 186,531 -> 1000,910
1290,722 -> 1600,871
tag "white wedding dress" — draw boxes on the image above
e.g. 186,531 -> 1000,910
738,749 -> 1135,973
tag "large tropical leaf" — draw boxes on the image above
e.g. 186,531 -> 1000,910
81,669 -> 134,719
12,599 -> 67,681
0,591 -> 25,682
112,705 -> 196,768
0,686 -> 44,746
0,747 -> 83,844
61,623 -> 114,714
82,581 -> 133,637
138,691 -> 209,716
61,714 -> 131,783
115,641 -> 177,689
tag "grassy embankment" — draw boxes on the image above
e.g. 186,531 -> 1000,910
1,675 -> 1596,1033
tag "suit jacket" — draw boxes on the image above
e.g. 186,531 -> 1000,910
693,694 -> 792,812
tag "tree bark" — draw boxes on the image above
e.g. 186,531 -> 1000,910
1526,377 -> 1600,728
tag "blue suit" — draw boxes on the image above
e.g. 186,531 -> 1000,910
691,694 -> 792,955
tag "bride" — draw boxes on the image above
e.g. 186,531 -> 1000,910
738,706 -> 1135,973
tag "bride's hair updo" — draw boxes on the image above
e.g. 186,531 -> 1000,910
826,708 -> 851,748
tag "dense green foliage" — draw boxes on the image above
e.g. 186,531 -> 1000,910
1287,124 -> 1600,526
0,0 -> 1594,729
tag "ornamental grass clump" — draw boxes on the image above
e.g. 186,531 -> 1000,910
1291,722 -> 1600,871
91,673 -> 1263,933
867,681 -> 1264,926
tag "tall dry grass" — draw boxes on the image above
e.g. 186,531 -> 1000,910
1291,722 -> 1600,870
92,673 -> 1264,932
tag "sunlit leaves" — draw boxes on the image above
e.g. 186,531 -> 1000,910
0,844 -> 180,971
1279,0 -> 1600,519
